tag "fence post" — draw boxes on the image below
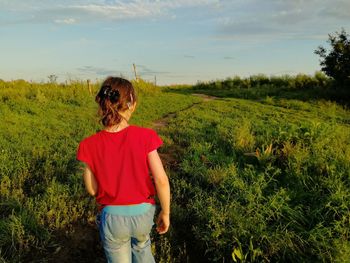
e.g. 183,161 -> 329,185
133,63 -> 139,82
87,79 -> 92,95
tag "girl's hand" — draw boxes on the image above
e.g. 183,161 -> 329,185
156,210 -> 170,234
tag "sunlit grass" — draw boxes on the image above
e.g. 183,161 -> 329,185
158,95 -> 350,262
0,77 -> 349,262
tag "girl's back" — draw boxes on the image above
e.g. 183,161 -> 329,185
77,124 -> 163,210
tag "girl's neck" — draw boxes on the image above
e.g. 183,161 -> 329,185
104,120 -> 130,133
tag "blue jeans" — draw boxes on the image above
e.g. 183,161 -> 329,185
96,205 -> 156,263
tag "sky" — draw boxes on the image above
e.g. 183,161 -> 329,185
0,0 -> 349,85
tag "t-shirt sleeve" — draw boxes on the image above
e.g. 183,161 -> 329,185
76,139 -> 94,171
147,129 -> 163,154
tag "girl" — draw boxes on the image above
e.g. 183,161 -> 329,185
76,77 -> 170,263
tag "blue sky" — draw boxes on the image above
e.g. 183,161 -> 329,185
0,0 -> 349,85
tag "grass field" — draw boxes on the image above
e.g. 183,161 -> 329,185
0,77 -> 349,262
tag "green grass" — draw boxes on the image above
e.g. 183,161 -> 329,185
0,79 -> 201,262
157,94 -> 350,262
0,77 -> 349,262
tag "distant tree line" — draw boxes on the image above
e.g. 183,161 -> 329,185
195,72 -> 330,90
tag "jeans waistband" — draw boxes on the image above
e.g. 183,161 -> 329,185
102,203 -> 155,216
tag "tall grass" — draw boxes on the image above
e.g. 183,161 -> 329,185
0,79 -> 201,262
1,77 -> 349,262
157,95 -> 350,262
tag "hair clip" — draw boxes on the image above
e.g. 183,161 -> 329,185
109,89 -> 120,103
101,85 -> 112,96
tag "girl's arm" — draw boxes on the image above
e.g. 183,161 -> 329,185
148,149 -> 170,234
80,163 -> 98,196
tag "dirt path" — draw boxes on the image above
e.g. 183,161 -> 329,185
150,92 -> 218,261
151,93 -> 218,169
191,93 -> 219,101
152,93 -> 218,129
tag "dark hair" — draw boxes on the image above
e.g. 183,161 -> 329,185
95,77 -> 137,127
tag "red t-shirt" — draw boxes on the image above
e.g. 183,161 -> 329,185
76,124 -> 163,210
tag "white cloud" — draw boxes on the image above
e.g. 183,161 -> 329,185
1,0 -> 348,42
68,0 -> 219,20
213,0 -> 350,41
54,18 -> 76,24
0,0 -> 219,25
318,0 -> 350,19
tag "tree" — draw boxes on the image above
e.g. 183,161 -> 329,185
47,74 -> 58,84
314,28 -> 350,87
